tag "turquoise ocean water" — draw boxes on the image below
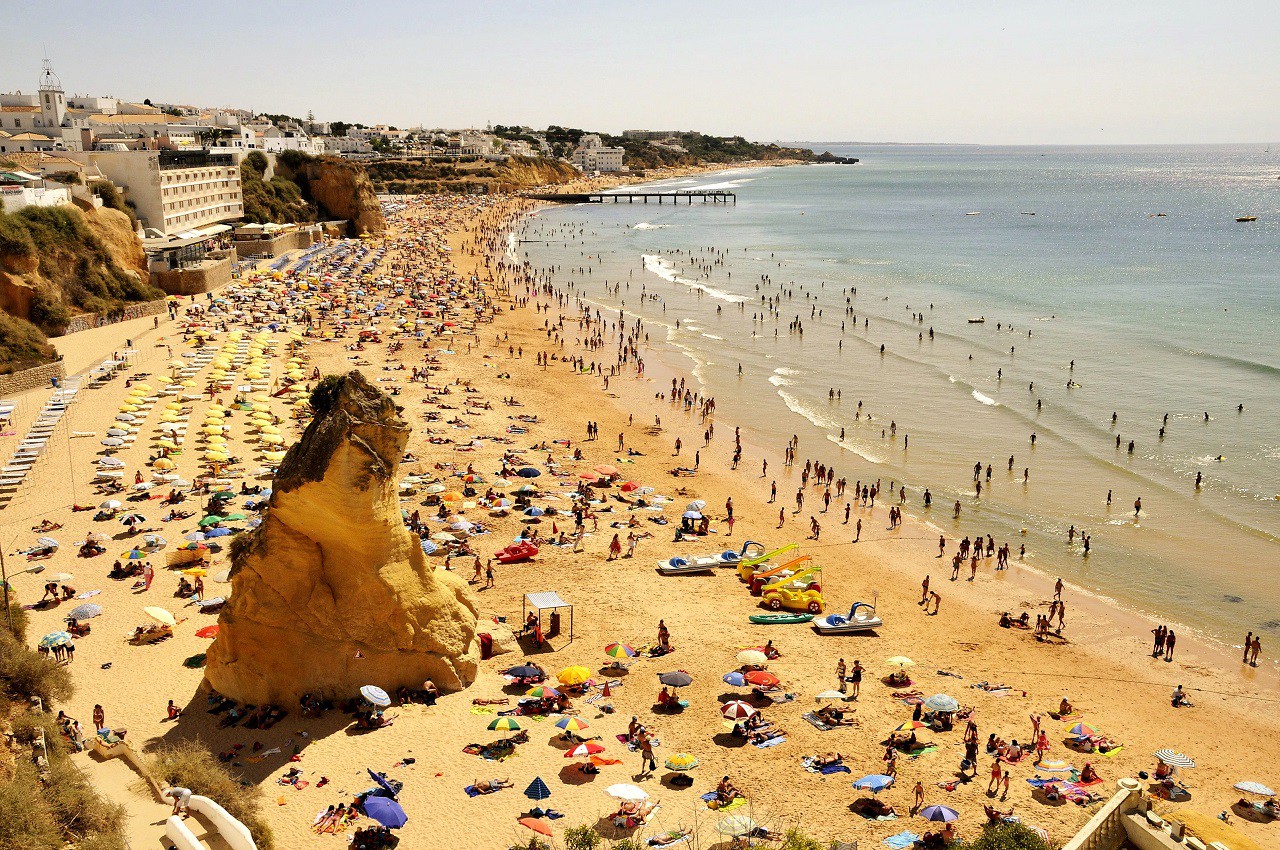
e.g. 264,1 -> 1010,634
516,144 -> 1280,649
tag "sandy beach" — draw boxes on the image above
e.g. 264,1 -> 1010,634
3,191 -> 1274,850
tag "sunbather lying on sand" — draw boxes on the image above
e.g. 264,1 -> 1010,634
809,752 -> 843,767
472,777 -> 513,794
648,829 -> 692,847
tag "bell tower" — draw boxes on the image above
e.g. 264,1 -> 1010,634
38,57 -> 66,129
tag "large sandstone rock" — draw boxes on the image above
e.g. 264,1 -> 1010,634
290,157 -> 386,237
204,371 -> 479,704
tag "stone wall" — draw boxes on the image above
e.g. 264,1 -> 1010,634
0,360 -> 65,395
62,298 -> 167,335
151,254 -> 235,296
232,228 -> 319,259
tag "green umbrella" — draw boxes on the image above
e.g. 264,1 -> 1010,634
222,513 -> 248,521
488,717 -> 522,732
198,516 -> 225,526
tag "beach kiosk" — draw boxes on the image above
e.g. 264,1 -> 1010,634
522,591 -> 574,648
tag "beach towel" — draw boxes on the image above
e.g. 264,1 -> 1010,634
821,763 -> 852,775
883,831 -> 920,849
754,736 -> 786,749
470,706 -> 495,715
803,712 -> 834,731
1025,778 -> 1057,788
1098,746 -> 1125,757
907,745 -> 938,759
648,835 -> 691,848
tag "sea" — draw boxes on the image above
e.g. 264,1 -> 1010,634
513,144 -> 1280,652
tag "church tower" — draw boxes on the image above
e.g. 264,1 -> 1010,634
38,58 -> 66,129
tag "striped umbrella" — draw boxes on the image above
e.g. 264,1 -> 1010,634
524,776 -> 551,801
604,642 -> 637,659
526,685 -> 561,699
1154,749 -> 1195,769
556,716 -> 591,732
720,700 -> 756,720
923,694 -> 959,713
1069,723 -> 1101,737
565,742 -> 605,759
918,805 -> 959,822
487,717 -> 522,732
1038,759 -> 1074,773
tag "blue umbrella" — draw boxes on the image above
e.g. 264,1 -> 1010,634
204,527 -> 233,538
69,603 -> 103,620
516,467 -> 541,478
722,671 -> 747,687
362,796 -> 407,829
853,774 -> 895,794
524,776 -> 551,801
39,631 -> 73,649
506,664 -> 543,680
523,506 -> 545,517
919,805 -> 959,823
367,768 -> 398,798
923,694 -> 959,713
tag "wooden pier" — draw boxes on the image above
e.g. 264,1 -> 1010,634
527,191 -> 735,205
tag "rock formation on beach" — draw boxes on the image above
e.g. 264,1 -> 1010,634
204,371 -> 479,704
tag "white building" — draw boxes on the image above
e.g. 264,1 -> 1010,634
571,134 -> 626,173
0,168 -> 71,213
69,149 -> 243,237
320,135 -> 372,155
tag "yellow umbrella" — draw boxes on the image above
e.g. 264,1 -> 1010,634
152,458 -> 176,470
206,435 -> 227,444
260,425 -> 281,435
144,606 -> 177,626
557,666 -> 591,686
155,439 -> 177,449
182,567 -> 209,577
261,435 -> 284,445
263,451 -> 286,462
156,376 -> 173,384
440,491 -> 463,503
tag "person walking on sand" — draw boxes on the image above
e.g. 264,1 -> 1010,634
914,780 -> 925,813
1243,632 -> 1252,663
988,757 -> 1003,794
854,517 -> 862,543
607,533 -> 622,561
938,535 -> 946,557
1054,578 -> 1063,600
639,732 -> 656,776
674,437 -> 681,456
1134,497 -> 1142,518
920,575 -> 930,606
1165,629 -> 1176,661
484,560 -> 496,589
1250,635 -> 1261,666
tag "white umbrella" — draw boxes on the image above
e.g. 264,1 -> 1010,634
99,500 -> 122,510
134,482 -> 156,491
106,428 -> 128,437
360,685 -> 391,707
36,537 -> 59,548
606,784 -> 649,802
184,532 -> 207,542
101,438 -> 124,447
115,414 -> 136,422
1154,749 -> 1195,769
716,815 -> 758,837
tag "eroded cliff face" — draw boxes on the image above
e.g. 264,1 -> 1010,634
204,371 -> 479,704
289,158 -> 386,236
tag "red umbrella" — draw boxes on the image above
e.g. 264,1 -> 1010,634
565,742 -> 606,758
195,625 -> 220,639
619,481 -> 640,492
721,700 -> 757,720
745,671 -> 780,687
519,818 -> 552,837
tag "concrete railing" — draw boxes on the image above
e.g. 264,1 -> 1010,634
1061,778 -> 1142,850
188,795 -> 257,850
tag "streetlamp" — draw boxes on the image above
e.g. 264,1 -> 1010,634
1,547 -> 47,634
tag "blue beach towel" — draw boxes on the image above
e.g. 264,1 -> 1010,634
820,763 -> 852,775
883,831 -> 921,849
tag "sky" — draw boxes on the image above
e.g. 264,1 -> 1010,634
4,1 -> 1278,145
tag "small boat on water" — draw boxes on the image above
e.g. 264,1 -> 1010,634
968,317 -> 986,324
1020,211 -> 1036,216
1236,215 -> 1258,222
965,211 -> 982,216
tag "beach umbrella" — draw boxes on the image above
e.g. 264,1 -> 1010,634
519,818 -> 552,838
557,666 -> 591,686
924,694 -> 959,713
195,625 -> 219,638
1038,760 -> 1074,773
853,775 -> 896,794
182,567 -> 209,577
593,464 -> 620,477
555,717 -> 590,733
115,414 -> 136,422
659,671 -> 694,688
120,513 -> 147,525
737,649 -> 767,666
513,484 -> 537,495
523,506 -> 545,517
419,539 -> 438,555
665,753 -> 699,771
506,664 -> 542,680
618,481 -> 639,492
1068,723 -> 1101,737
101,438 -> 124,447
106,428 -> 128,437
1234,782 -> 1275,796
362,797 -> 407,829
604,642 -> 637,659
721,700 -> 756,720
1155,749 -> 1195,769
524,776 -> 552,801
439,492 -> 463,503
223,513 -> 248,521
198,516 -> 225,526
716,815 -> 758,837
36,537 -> 59,548
487,717 -> 522,732
885,656 -> 915,668
894,721 -> 929,733
360,685 -> 391,707
919,805 -> 959,823
516,467 -> 541,478
722,671 -> 747,687
423,483 -> 446,494
68,603 -> 102,620
212,568 -> 232,582
144,607 -> 177,626
815,691 -> 847,701
565,742 -> 605,758
98,457 -> 125,468
181,542 -> 210,552
366,768 -> 399,800
184,532 -> 207,542
686,499 -> 707,511
99,499 -> 122,510
682,510 -> 702,520
744,671 -> 780,688
153,458 -> 176,470
121,549 -> 146,560
606,784 -> 649,802
526,685 -> 561,699
39,631 -> 73,649
204,528 -> 232,538
46,572 -> 74,583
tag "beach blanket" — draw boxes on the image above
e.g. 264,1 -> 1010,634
906,745 -> 938,759
1025,778 -> 1057,788
648,835 -> 691,848
883,831 -> 920,849
803,712 -> 834,731
754,736 -> 786,749
470,706 -> 495,715
1098,746 -> 1125,758
802,758 -> 851,775
893,691 -> 924,705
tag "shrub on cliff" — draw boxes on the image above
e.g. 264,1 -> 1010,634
0,311 -> 56,374
149,739 -> 275,849
0,625 -> 73,703
964,823 -> 1050,850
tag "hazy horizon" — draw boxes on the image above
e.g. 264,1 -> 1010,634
4,1 -> 1278,146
